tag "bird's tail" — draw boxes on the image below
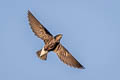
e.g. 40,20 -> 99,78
36,49 -> 47,60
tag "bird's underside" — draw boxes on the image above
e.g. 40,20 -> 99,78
28,10 -> 85,69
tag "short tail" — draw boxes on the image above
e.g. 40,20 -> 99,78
36,49 -> 47,60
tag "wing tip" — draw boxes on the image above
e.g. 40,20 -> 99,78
28,10 -> 32,17
27,10 -> 31,20
28,10 -> 31,14
71,64 -> 85,69
76,63 -> 85,69
78,65 -> 85,69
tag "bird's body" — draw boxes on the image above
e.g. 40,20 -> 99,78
28,10 -> 84,69
40,34 -> 62,57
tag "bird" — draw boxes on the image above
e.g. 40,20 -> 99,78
28,10 -> 85,69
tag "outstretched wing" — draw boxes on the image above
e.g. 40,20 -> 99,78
28,11 -> 53,43
54,44 -> 84,69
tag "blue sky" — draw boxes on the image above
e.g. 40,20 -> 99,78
0,0 -> 120,80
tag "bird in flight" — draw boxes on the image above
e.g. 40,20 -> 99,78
28,10 -> 84,69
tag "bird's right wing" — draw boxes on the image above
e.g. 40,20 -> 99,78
54,44 -> 84,69
28,11 -> 53,43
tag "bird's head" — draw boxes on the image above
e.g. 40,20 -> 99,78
54,34 -> 63,42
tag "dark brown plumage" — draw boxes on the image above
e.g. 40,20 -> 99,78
54,44 -> 84,69
28,10 -> 53,44
28,10 -> 85,69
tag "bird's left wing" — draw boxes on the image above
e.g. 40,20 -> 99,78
28,11 -> 53,43
54,44 -> 84,69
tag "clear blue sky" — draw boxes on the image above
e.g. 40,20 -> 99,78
0,0 -> 120,80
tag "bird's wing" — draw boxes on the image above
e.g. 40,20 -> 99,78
54,44 -> 84,69
28,11 -> 53,43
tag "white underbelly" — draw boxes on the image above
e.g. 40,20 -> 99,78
40,47 -> 48,57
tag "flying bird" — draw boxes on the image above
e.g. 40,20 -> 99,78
28,10 -> 84,69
